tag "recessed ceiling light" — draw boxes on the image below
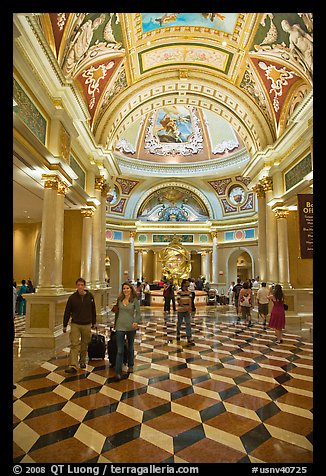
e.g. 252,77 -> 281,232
147,41 -> 151,46
222,41 -> 227,46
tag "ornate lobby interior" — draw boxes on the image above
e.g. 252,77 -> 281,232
13,13 -> 313,465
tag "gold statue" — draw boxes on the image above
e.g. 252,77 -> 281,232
159,235 -> 191,285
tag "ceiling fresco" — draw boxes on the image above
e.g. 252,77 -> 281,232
36,12 -> 312,170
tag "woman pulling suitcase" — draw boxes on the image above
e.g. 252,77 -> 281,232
113,282 -> 142,380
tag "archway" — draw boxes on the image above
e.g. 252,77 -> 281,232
226,247 -> 255,285
107,247 -> 121,297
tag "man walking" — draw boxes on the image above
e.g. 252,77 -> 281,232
63,277 -> 96,373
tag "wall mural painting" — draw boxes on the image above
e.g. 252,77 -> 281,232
141,13 -> 238,34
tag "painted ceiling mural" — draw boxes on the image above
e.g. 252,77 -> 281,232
37,12 -> 312,166
137,186 -> 209,222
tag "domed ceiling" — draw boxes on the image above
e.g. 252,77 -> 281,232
35,12 -> 312,173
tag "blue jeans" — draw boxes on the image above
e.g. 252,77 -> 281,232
115,330 -> 136,374
177,312 -> 192,339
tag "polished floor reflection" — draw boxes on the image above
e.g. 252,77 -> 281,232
13,306 -> 313,463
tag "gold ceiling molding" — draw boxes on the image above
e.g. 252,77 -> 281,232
97,78 -> 273,157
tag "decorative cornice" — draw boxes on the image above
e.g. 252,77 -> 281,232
117,149 -> 250,177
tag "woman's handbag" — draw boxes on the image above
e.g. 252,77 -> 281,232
111,304 -> 119,313
283,303 -> 288,311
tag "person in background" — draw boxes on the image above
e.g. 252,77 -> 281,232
135,279 -> 142,302
188,277 -> 196,313
256,282 -> 269,330
251,276 -> 260,307
228,281 -> 235,305
170,279 -> 177,312
163,279 -> 173,313
17,279 -> 28,316
238,281 -> 253,326
114,282 -> 142,380
63,277 -> 96,373
268,284 -> 286,344
27,279 -> 35,293
232,278 -> 243,319
143,281 -> 150,306
13,284 -> 17,390
176,279 -> 195,346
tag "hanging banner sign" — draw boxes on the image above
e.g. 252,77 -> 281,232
297,194 -> 313,259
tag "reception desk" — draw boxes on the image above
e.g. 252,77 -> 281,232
149,289 -> 208,307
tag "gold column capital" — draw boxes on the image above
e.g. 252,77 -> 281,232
274,209 -> 289,219
81,207 -> 95,218
252,184 -> 265,198
41,174 -> 60,190
95,175 -> 106,191
101,183 -> 110,197
211,231 -> 218,239
130,231 -> 136,238
57,181 -> 68,195
260,176 -> 273,192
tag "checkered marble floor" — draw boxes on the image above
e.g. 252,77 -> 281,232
13,308 -> 313,464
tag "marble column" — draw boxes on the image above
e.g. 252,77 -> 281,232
206,251 -> 211,283
22,174 -> 72,348
211,232 -> 218,284
275,209 -> 292,288
37,175 -> 66,294
100,185 -> 108,286
80,207 -> 94,287
129,231 -> 135,282
261,177 -> 279,285
91,176 -> 104,287
253,184 -> 267,282
201,252 -> 207,280
137,250 -> 143,281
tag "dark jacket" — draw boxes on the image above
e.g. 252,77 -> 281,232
63,290 -> 96,327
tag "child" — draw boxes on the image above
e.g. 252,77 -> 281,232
176,279 -> 195,346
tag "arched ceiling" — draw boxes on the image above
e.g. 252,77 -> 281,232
36,12 -> 312,174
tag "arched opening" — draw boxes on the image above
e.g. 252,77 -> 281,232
107,248 -> 121,297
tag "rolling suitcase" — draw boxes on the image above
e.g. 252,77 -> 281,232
107,328 -> 128,367
88,328 -> 106,360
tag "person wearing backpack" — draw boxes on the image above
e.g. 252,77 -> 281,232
238,281 -> 253,326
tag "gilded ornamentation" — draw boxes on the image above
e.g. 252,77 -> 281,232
95,176 -> 106,191
159,235 -> 191,284
41,174 -> 59,189
274,209 -> 289,219
260,176 -> 273,192
57,181 -> 68,195
59,124 -> 71,162
252,184 -> 265,198
81,207 -> 94,218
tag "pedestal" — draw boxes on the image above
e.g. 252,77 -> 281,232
21,293 -> 72,348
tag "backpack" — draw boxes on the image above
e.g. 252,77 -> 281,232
240,293 -> 251,306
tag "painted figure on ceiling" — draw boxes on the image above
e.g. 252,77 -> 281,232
281,19 -> 313,75
63,14 -> 106,77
